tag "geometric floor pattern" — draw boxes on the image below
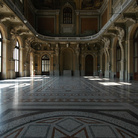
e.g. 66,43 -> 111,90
0,76 -> 138,137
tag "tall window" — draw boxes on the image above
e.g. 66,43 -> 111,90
13,41 -> 19,72
0,31 -> 2,73
134,28 -> 138,80
63,7 -> 72,24
42,55 -> 50,75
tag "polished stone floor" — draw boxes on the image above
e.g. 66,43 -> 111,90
0,76 -> 138,138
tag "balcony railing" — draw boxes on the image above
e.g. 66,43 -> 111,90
3,0 -> 135,42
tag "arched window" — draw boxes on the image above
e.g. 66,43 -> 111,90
134,28 -> 138,80
63,7 -> 72,24
0,31 -> 2,74
42,55 -> 50,75
13,41 -> 19,74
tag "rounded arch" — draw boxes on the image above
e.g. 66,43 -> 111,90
60,47 -> 74,76
0,23 -> 8,40
128,23 -> 138,80
129,23 -> 138,40
16,36 -> 23,49
41,53 -> 51,60
61,2 -> 75,24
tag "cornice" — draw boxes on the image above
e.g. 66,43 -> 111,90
2,0 -> 136,43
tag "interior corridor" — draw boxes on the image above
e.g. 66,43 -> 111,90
0,76 -> 138,137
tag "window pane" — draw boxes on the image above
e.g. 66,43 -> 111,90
42,64 -> 44,72
17,61 -> 19,72
16,41 -> 19,47
17,49 -> 19,60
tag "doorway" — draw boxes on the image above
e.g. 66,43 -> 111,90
85,55 -> 93,76
41,55 -> 50,75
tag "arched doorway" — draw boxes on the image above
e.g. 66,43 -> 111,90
116,41 -> 121,78
62,49 -> 73,76
41,55 -> 50,75
85,55 -> 93,76
133,28 -> 138,80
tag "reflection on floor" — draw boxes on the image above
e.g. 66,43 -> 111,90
0,76 -> 138,137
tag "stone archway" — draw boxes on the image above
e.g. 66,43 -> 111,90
61,48 -> 73,76
85,55 -> 93,76
128,24 -> 138,80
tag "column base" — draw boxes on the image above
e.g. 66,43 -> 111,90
8,70 -> 15,79
93,71 -> 98,76
120,71 -> 125,81
74,70 -> 80,76
81,70 -> 85,76
105,71 -> 110,78
54,70 -> 59,76
50,71 -> 54,76
128,73 -> 133,81
110,72 -> 116,79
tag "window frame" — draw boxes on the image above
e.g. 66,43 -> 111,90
63,7 -> 72,24
41,55 -> 50,75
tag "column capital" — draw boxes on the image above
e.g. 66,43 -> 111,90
56,10 -> 60,15
75,10 -> 80,15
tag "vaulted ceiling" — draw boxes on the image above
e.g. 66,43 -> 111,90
31,0 -> 104,10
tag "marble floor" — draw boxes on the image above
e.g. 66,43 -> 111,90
0,76 -> 138,138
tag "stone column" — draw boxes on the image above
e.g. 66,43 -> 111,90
102,37 -> 110,78
30,51 -> 34,77
76,11 -> 79,35
55,44 -> 59,76
94,55 -> 98,76
99,52 -> 103,77
128,39 -> 133,80
75,44 -> 80,76
2,39 -> 9,79
56,11 -> 59,34
37,55 -> 41,75
81,54 -> 85,76
8,34 -> 16,79
25,37 -> 35,77
20,47 -> 24,77
115,26 -> 125,80
50,54 -> 54,76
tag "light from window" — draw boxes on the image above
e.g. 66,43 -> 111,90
42,55 -> 50,72
14,41 -> 19,72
